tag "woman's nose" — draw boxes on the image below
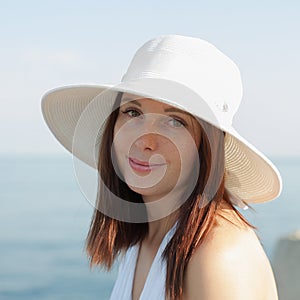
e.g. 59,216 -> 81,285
132,115 -> 162,151
133,133 -> 159,151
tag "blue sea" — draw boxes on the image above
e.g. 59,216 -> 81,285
0,155 -> 299,300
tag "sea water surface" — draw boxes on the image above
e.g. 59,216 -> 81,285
0,155 -> 299,300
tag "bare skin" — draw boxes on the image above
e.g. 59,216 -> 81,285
132,204 -> 278,300
184,204 -> 279,300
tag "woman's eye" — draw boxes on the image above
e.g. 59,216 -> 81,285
122,108 -> 141,118
168,118 -> 186,128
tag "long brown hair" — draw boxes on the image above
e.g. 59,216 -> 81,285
85,92 -> 254,299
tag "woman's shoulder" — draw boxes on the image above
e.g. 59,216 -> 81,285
183,209 -> 278,300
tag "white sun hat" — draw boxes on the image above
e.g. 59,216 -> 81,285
41,34 -> 282,205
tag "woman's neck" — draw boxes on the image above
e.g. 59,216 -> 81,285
145,210 -> 179,246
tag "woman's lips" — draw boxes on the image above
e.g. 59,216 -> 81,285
128,157 -> 166,172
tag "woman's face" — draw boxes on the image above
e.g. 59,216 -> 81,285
113,93 -> 202,202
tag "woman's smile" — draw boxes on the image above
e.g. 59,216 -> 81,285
128,156 -> 167,173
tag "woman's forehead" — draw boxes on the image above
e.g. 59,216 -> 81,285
121,92 -> 189,113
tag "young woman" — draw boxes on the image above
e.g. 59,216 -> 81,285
41,35 -> 282,299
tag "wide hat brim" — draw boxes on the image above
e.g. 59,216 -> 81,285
41,78 -> 282,205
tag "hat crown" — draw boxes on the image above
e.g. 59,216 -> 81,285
122,35 -> 243,125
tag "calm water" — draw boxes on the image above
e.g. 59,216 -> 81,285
0,155 -> 299,299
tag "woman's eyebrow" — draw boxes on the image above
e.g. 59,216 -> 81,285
120,99 -> 142,107
164,107 -> 192,117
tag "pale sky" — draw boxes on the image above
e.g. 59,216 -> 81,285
0,0 -> 299,157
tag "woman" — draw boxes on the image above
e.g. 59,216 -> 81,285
41,35 -> 282,299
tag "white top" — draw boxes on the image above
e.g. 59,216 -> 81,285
109,222 -> 178,300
